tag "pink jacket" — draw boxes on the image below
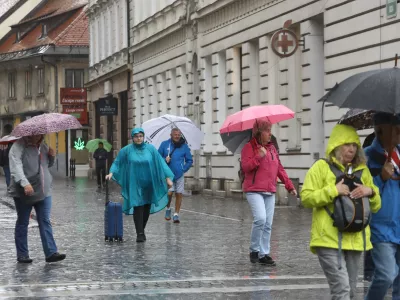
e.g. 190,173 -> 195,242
241,138 -> 294,193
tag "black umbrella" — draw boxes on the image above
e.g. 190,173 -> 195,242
319,65 -> 400,114
338,109 -> 375,130
221,130 -> 279,154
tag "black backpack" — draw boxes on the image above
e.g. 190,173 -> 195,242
321,159 -> 371,268
238,143 -> 259,185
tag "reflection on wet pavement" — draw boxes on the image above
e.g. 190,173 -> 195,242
0,178 -> 383,299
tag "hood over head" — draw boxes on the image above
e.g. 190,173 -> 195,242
325,124 -> 361,158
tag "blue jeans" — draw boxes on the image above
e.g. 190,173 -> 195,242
14,196 -> 58,259
3,166 -> 10,187
365,242 -> 400,300
246,192 -> 275,257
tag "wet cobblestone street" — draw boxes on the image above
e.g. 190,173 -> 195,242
0,178 -> 384,299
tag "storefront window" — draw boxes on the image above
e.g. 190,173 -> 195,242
70,129 -> 89,165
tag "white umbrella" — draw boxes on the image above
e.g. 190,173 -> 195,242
142,114 -> 204,150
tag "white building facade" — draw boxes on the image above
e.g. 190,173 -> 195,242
129,0 -> 397,200
86,0 -> 133,171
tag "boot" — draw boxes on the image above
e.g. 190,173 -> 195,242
133,206 -> 145,242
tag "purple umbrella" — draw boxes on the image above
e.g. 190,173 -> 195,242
11,113 -> 82,137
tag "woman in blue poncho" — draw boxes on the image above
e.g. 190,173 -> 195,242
106,128 -> 174,242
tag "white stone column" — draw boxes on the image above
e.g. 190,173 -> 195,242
107,6 -> 112,57
259,36 -> 269,104
122,0 -> 128,49
89,22 -> 94,65
267,35 -> 279,138
212,52 -> 227,153
176,66 -> 187,117
133,82 -> 141,126
226,47 -> 241,114
286,30 -> 302,150
148,77 -> 156,119
114,1 -> 120,52
302,20 -> 325,158
242,42 -> 260,107
156,73 -> 167,116
166,69 -> 177,115
140,80 -> 149,123
95,16 -> 100,64
200,56 -> 213,154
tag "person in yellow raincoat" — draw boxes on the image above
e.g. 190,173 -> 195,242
301,124 -> 381,300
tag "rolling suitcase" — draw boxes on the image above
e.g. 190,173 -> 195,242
104,181 -> 123,242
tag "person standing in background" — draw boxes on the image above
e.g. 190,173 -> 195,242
93,142 -> 108,189
0,124 -> 13,192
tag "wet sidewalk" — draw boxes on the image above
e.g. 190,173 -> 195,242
0,178 -> 382,299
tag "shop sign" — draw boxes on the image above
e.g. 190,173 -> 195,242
97,95 -> 118,116
60,88 -> 87,105
62,105 -> 88,125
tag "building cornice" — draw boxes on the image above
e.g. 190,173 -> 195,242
85,64 -> 130,88
133,0 -> 185,30
87,0 -> 115,18
129,20 -> 186,54
88,48 -> 129,82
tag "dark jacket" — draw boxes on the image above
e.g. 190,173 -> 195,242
93,148 -> 108,167
0,143 -> 12,167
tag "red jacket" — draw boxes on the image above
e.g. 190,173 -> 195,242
241,138 -> 294,193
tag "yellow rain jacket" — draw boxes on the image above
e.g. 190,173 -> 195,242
301,125 -> 381,254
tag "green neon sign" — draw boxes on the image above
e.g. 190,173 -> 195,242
74,137 -> 85,150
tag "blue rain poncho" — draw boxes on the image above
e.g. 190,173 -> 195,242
110,128 -> 174,215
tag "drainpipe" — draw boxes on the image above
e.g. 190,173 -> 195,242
41,55 -> 59,171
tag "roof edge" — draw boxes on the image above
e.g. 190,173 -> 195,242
11,3 -> 86,28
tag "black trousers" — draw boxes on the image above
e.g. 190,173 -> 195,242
96,165 -> 106,186
133,204 -> 151,235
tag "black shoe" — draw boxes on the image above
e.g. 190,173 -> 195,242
250,252 -> 259,263
136,233 -> 146,243
17,256 -> 33,264
259,255 -> 276,266
97,185 -> 101,189
45,252 -> 66,263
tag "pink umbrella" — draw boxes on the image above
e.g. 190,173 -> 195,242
220,105 -> 295,134
11,113 -> 82,137
0,135 -> 20,145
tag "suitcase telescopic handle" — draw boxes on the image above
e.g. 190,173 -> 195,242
105,180 -> 110,204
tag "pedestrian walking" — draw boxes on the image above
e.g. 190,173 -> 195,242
362,132 -> 376,282
301,124 -> 381,300
364,113 -> 400,300
0,124 -> 13,192
93,142 -> 108,188
158,128 -> 193,223
9,135 -> 66,263
241,120 -> 296,266
106,128 -> 174,242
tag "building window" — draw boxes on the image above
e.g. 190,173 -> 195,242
8,72 -> 16,98
65,69 -> 84,88
15,31 -> 21,43
38,68 -> 44,94
39,24 -> 47,39
25,70 -> 32,97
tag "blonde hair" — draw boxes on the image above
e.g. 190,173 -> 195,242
329,145 -> 366,167
252,119 -> 272,140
